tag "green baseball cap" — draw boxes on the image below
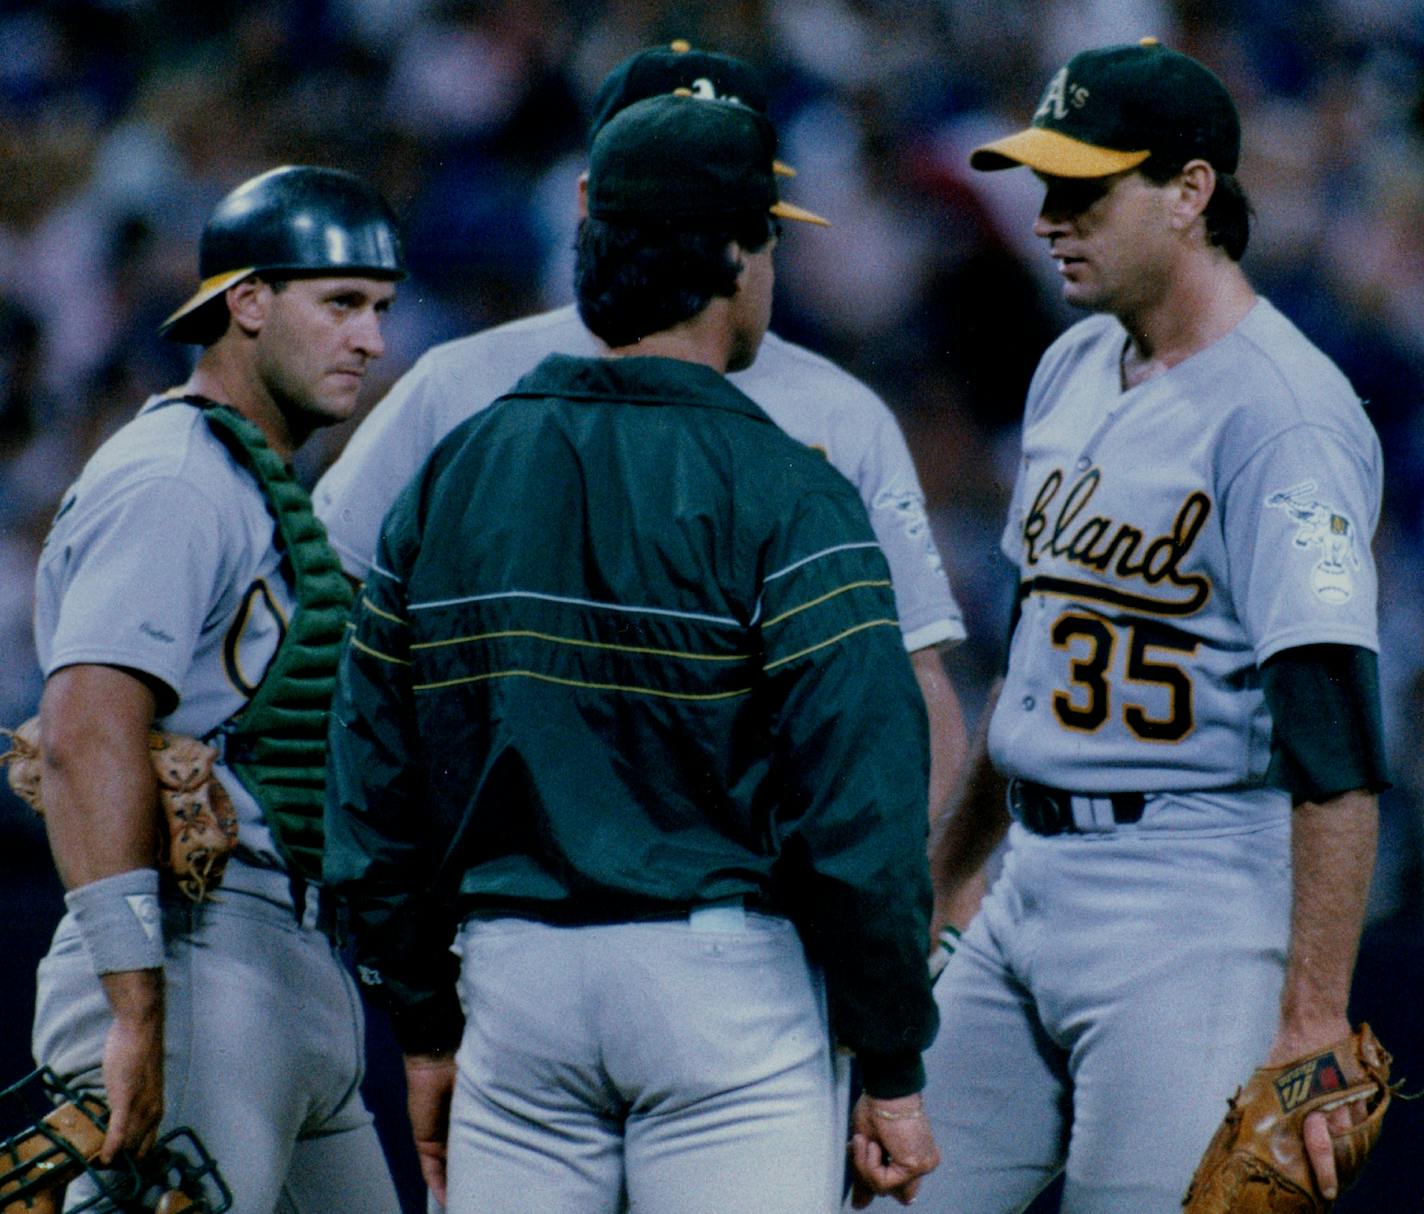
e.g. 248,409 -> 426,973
590,40 -> 768,140
971,38 -> 1240,178
589,39 -> 796,178
587,93 -> 828,227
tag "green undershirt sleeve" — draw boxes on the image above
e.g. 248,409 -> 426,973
1260,644 -> 1391,805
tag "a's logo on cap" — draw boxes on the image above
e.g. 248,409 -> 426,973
1034,67 -> 1090,121
688,76 -> 740,105
672,80 -> 745,107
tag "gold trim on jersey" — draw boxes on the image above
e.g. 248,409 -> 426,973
1044,609 -> 1200,744
1122,629 -> 1199,745
1050,611 -> 1116,734
223,579 -> 289,697
1021,467 -> 1213,616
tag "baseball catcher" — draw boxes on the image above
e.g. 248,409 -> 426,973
0,1067 -> 231,1213
18,163 -> 406,1211
1183,1024 -> 1392,1212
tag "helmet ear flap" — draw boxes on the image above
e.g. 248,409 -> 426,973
0,1068 -> 233,1213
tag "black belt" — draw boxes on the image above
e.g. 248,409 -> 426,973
1009,779 -> 1146,836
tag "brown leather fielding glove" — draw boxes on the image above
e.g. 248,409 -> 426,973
0,716 -> 43,813
2,717 -> 238,903
1182,1024 -> 1392,1213
147,730 -> 239,902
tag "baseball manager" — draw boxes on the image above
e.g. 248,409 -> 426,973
325,93 -> 940,1212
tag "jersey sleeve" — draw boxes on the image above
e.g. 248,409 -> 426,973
857,409 -> 967,651
756,485 -> 938,1096
1221,422 -> 1381,664
42,476 -> 230,700
313,353 -> 446,581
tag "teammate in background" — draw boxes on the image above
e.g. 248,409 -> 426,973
29,166 -> 405,1213
916,40 -> 1390,1212
325,94 -> 940,1213
313,42 -> 971,882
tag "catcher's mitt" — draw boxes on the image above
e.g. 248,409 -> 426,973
1,717 -> 238,903
1182,1023 -> 1392,1213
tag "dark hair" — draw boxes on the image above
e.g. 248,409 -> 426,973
574,214 -> 774,349
1140,154 -> 1253,261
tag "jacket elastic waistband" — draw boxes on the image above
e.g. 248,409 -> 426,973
462,892 -> 780,928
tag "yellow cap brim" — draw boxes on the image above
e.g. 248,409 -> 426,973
771,199 -> 829,227
158,268 -> 255,336
969,127 -> 1149,177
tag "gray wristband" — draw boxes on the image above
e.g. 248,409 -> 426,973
65,868 -> 165,974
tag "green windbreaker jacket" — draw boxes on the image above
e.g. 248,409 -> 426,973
325,353 -> 937,1095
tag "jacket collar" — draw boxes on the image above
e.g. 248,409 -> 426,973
504,354 -> 774,425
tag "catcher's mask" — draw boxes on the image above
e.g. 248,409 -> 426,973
159,164 -> 407,344
0,1067 -> 232,1213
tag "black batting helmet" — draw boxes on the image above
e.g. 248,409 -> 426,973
160,165 -> 406,344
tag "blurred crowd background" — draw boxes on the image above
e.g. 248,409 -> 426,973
1,0 -> 1420,1208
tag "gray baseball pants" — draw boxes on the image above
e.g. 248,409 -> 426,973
442,906 -> 847,1214
913,801 -> 1291,1213
33,859 -> 401,1214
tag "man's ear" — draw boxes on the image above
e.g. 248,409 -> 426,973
727,240 -> 748,281
1170,159 -> 1217,232
576,171 -> 589,220
225,276 -> 270,337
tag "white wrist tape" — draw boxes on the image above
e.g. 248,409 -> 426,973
929,924 -> 963,984
65,868 -> 165,974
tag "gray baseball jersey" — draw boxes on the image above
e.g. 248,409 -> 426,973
988,297 -> 1382,793
313,305 -> 965,652
35,397 -> 287,863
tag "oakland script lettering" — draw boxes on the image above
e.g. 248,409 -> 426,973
1022,468 -> 1212,614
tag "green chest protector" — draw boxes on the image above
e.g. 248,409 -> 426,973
187,400 -> 354,882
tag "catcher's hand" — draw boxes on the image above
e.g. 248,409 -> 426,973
0,1067 -> 233,1214
2,717 -> 238,902
1182,1023 -> 1391,1213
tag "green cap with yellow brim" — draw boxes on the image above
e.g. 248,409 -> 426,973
970,38 -> 1239,178
588,94 -> 829,228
